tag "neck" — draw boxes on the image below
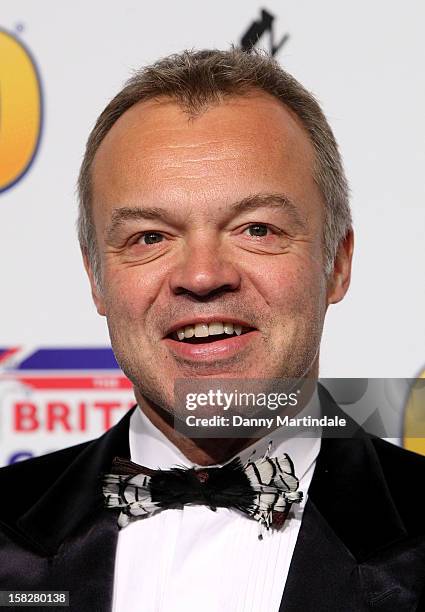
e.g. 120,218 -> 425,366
134,392 -> 253,465
134,375 -> 318,466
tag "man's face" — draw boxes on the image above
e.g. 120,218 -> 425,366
88,92 -> 351,412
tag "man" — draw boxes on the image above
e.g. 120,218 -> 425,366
0,49 -> 424,611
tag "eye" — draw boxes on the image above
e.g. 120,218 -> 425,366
244,224 -> 271,238
137,232 -> 164,245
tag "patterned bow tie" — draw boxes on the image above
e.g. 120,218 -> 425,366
103,445 -> 303,539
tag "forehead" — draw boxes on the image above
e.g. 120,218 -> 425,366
91,91 -> 321,219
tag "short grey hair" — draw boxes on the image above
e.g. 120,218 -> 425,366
77,48 -> 351,287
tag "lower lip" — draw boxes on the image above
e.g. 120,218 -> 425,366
162,331 -> 259,362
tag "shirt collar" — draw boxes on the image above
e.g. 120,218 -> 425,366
130,388 -> 321,482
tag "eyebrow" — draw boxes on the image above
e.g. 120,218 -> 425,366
106,206 -> 171,242
230,193 -> 307,231
105,192 -> 307,242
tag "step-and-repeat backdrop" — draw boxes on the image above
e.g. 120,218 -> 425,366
1,1 -> 424,465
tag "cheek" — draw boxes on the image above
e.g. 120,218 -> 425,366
102,269 -> 156,323
249,257 -> 327,313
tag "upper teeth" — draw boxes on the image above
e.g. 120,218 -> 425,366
175,322 -> 243,340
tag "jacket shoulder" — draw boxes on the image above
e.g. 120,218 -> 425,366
0,442 -> 92,524
371,436 -> 425,470
371,437 -> 425,531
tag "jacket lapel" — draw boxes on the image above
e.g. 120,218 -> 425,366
280,386 -> 425,611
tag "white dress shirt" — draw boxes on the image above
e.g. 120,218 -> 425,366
112,396 -> 321,612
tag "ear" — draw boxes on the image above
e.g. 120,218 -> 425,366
327,229 -> 354,305
82,249 -> 106,316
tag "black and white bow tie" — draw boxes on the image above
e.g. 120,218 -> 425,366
103,445 -> 303,538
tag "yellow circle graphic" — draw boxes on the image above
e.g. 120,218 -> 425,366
403,370 -> 425,456
0,29 -> 42,192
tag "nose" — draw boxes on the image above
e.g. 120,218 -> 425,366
169,235 -> 241,299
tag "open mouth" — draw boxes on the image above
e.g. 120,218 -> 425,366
167,321 -> 255,344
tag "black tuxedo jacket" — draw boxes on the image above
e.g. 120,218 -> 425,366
0,386 -> 424,611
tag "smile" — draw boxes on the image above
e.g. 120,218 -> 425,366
170,321 -> 252,344
163,318 -> 258,361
